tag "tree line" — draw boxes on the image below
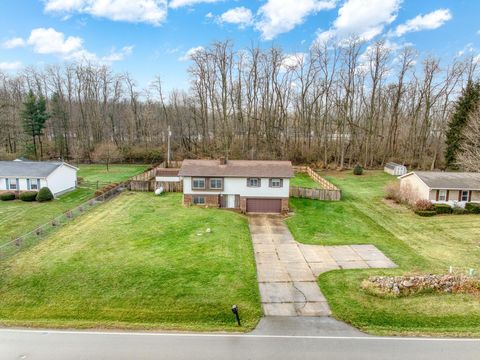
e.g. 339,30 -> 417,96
0,38 -> 479,169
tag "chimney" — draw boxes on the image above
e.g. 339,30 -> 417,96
219,156 -> 227,165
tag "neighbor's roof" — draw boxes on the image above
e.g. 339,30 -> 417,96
0,161 -> 78,178
179,159 -> 294,178
400,171 -> 480,190
384,162 -> 405,170
156,168 -> 180,177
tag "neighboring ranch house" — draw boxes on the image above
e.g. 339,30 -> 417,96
0,161 -> 78,197
179,158 -> 294,213
399,171 -> 480,207
384,162 -> 407,176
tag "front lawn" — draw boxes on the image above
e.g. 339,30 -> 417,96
290,172 -> 321,189
0,164 -> 148,245
0,192 -> 261,331
287,170 -> 480,336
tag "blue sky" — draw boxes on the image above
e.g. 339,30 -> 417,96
0,0 -> 478,91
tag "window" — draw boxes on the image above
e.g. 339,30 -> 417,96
270,178 -> 282,188
192,178 -> 205,189
247,178 -> 260,187
8,179 -> 17,190
461,190 -> 469,202
438,190 -> 447,201
209,178 -> 222,189
193,196 -> 205,205
29,179 -> 39,190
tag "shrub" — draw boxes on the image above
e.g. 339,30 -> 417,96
453,207 -> 469,215
434,204 -> 453,214
414,199 -> 434,211
353,164 -> 364,175
415,210 -> 437,217
36,187 -> 54,202
465,202 -> 480,214
0,192 -> 16,201
77,176 -> 84,185
20,191 -> 38,202
384,181 -> 401,202
94,190 -> 104,197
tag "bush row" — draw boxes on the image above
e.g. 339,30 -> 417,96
413,200 -> 480,217
94,183 -> 120,197
0,187 -> 54,202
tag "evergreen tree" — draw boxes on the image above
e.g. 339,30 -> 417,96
445,80 -> 480,169
21,90 -> 50,159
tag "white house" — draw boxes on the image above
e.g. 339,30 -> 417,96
384,162 -> 407,176
399,171 -> 480,207
0,161 -> 78,197
178,158 -> 294,213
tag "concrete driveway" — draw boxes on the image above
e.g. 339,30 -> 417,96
248,215 -> 396,317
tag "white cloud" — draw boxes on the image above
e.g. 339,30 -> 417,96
282,53 -> 306,69
2,37 -> 26,49
179,46 -> 204,61
0,61 -> 23,71
169,0 -> 222,9
27,27 -> 84,56
256,0 -> 337,40
316,0 -> 401,43
5,27 -> 132,64
392,9 -> 452,37
44,0 -> 168,26
219,7 -> 253,28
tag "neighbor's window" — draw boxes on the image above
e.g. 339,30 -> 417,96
247,178 -> 260,187
192,178 -> 205,189
193,196 -> 205,205
8,179 -> 17,190
461,190 -> 469,202
270,178 -> 282,188
30,179 -> 39,190
438,190 -> 447,201
209,178 -> 222,189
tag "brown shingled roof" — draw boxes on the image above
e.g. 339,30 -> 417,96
178,159 -> 294,178
156,168 -> 180,177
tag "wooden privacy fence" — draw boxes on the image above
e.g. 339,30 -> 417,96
290,186 -> 341,201
292,166 -> 341,201
129,160 -> 183,192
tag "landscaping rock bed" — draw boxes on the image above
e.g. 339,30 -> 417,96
362,274 -> 480,297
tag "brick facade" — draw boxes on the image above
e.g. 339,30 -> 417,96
183,194 -> 220,207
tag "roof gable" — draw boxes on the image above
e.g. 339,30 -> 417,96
0,161 -> 76,178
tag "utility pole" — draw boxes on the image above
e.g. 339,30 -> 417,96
167,125 -> 171,167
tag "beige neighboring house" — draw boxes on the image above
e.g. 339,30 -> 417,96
178,158 -> 294,214
399,171 -> 480,207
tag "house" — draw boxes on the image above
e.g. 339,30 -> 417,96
399,171 -> 480,206
0,161 -> 78,197
178,158 -> 294,213
384,162 -> 407,176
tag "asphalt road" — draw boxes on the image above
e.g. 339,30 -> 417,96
1,329 -> 480,360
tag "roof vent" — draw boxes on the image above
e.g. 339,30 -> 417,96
219,157 -> 227,165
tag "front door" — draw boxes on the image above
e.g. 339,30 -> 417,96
227,194 -> 236,208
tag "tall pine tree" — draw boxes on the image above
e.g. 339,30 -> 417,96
21,90 -> 50,160
445,80 -> 480,169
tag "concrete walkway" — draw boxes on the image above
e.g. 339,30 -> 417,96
248,215 -> 396,317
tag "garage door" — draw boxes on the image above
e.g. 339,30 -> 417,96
246,198 -> 282,213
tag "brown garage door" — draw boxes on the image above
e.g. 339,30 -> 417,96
246,198 -> 282,213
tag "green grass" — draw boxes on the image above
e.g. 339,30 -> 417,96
0,192 -> 261,331
0,164 -> 148,245
286,170 -> 480,337
290,172 -> 321,189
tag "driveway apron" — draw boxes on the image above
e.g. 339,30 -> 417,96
248,215 -> 396,317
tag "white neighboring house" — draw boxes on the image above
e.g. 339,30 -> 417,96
399,171 -> 480,207
384,162 -> 407,176
0,161 -> 78,197
178,158 -> 294,214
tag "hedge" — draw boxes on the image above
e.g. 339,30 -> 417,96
453,207 -> 469,215
20,191 -> 38,202
353,164 -> 364,176
434,204 -> 453,214
36,187 -> 54,202
465,203 -> 480,214
0,192 -> 16,201
415,210 -> 437,217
